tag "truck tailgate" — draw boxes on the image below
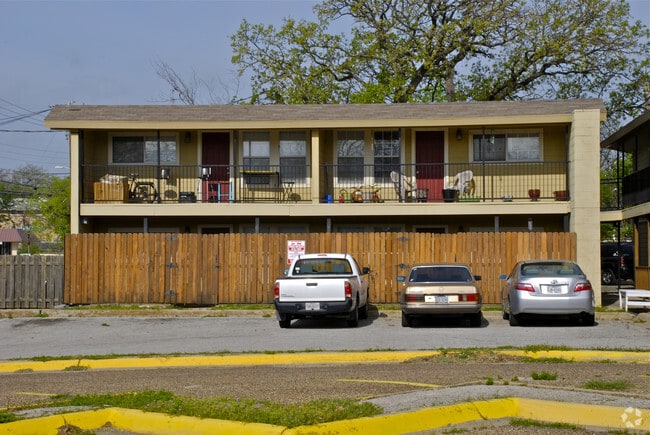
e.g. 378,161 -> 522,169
277,277 -> 349,302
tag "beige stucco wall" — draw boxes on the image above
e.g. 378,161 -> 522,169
569,109 -> 602,305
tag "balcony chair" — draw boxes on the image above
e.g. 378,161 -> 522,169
390,171 -> 417,202
451,170 -> 475,196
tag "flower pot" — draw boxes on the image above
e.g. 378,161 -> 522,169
528,189 -> 540,201
554,190 -> 567,201
442,188 -> 459,202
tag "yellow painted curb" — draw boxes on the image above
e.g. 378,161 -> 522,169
2,399 -> 648,434
0,407 -> 283,435
500,349 -> 650,363
1,349 -> 648,373
286,398 -> 518,435
0,351 -> 439,373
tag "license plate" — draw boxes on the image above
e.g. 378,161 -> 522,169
305,302 -> 320,311
425,295 -> 448,303
542,285 -> 566,294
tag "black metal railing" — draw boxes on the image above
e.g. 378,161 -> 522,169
622,166 -> 650,208
81,161 -> 569,204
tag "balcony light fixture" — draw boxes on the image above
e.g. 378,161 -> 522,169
184,132 -> 191,143
456,129 -> 462,141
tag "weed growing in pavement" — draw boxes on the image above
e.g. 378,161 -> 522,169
0,410 -> 19,423
43,390 -> 381,428
63,362 -> 90,371
581,379 -> 632,391
485,377 -> 494,385
531,371 -> 558,380
522,344 -> 571,352
511,418 -> 581,430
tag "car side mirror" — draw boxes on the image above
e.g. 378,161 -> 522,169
396,276 -> 406,282
362,267 -> 371,275
498,274 -> 507,280
283,269 -> 289,276
474,275 -> 482,281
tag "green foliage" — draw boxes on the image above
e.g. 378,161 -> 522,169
511,418 -> 580,430
581,379 -> 632,391
230,0 -> 650,123
531,371 -> 558,380
35,176 -> 70,243
50,390 -> 382,428
0,410 -> 19,423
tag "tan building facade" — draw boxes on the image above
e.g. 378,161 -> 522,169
45,100 -> 606,302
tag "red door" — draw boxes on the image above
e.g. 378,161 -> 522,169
415,131 -> 445,202
202,132 -> 230,202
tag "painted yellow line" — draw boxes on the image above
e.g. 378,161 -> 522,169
3,399 -> 647,434
338,378 -> 441,388
0,351 -> 439,373
14,392 -> 57,397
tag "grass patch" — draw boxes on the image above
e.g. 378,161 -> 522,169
581,379 -> 632,391
0,411 -> 19,423
46,390 -> 381,428
522,344 -> 571,352
531,371 -> 557,381
210,304 -> 274,310
63,364 -> 90,371
511,418 -> 581,430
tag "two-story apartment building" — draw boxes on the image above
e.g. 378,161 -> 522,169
45,99 -> 605,297
601,109 -> 650,288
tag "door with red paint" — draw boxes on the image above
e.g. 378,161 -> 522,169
415,131 -> 445,202
202,132 -> 230,202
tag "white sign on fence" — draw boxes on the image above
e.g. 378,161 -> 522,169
287,240 -> 306,264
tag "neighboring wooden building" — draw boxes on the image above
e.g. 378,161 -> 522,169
601,110 -> 650,289
0,228 -> 29,255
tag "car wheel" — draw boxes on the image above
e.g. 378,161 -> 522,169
582,313 -> 595,326
347,302 -> 359,327
469,312 -> 482,327
279,316 -> 291,329
359,291 -> 369,320
601,268 -> 616,285
509,313 -> 520,326
401,311 -> 412,327
502,304 -> 509,320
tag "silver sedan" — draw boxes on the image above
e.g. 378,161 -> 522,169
500,260 -> 595,326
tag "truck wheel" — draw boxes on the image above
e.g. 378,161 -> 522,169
359,291 -> 369,319
347,303 -> 359,327
279,315 -> 291,329
601,268 -> 615,285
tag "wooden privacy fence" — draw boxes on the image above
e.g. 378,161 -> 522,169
0,255 -> 64,308
65,232 -> 576,306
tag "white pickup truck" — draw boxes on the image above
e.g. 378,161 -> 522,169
273,253 -> 371,328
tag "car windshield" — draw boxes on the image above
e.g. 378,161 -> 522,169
293,258 -> 351,275
409,266 -> 472,283
520,262 -> 582,277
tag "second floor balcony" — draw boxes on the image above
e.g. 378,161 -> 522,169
81,161 -> 570,205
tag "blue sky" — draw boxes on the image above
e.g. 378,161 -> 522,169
0,0 -> 648,172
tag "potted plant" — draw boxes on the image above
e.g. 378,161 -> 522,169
442,188 -> 459,202
528,189 -> 540,201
